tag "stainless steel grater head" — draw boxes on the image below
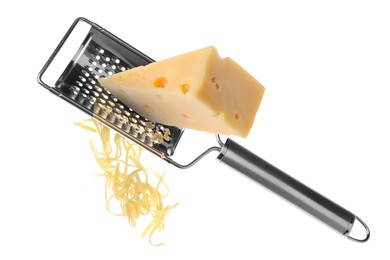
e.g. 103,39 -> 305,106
38,17 -> 184,158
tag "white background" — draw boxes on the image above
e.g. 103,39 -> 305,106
1,0 -> 389,259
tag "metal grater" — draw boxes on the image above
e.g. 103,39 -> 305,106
38,17 -> 370,243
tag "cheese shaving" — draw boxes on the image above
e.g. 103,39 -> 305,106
76,118 -> 177,245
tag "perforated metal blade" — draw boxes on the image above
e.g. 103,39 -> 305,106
38,17 -> 184,158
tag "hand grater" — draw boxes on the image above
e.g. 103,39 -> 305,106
38,17 -> 370,242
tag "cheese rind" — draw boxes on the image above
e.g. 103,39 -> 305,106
98,46 -> 265,138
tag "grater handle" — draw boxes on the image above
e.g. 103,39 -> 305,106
217,138 -> 370,242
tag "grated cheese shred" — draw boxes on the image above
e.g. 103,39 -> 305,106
75,119 -> 177,246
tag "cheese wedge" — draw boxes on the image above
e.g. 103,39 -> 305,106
98,46 -> 265,138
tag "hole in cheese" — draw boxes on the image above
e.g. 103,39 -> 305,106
181,113 -> 190,119
179,83 -> 190,95
153,77 -> 168,88
234,113 -> 240,120
211,76 -> 216,83
143,104 -> 155,112
215,83 -> 220,90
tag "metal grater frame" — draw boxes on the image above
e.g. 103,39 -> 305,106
38,17 -> 184,159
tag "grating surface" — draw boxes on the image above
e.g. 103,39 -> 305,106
54,26 -> 183,158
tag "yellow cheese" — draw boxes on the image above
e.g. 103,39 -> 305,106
98,46 -> 265,138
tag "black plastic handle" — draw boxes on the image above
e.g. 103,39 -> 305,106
217,138 -> 355,236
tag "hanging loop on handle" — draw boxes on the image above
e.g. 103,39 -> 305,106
347,216 -> 370,242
